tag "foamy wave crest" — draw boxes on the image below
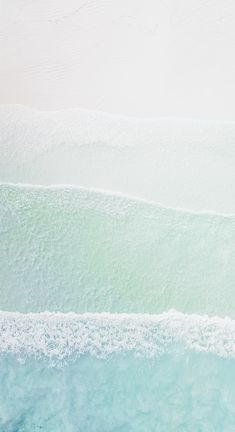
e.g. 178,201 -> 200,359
1,311 -> 235,362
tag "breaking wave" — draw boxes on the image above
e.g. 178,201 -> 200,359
1,310 -> 235,361
1,310 -> 235,431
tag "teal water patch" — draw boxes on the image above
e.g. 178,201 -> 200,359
1,184 -> 235,316
2,352 -> 235,432
0,311 -> 235,431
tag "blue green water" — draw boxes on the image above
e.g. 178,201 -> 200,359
1,183 -> 235,430
2,351 -> 235,432
0,312 -> 235,431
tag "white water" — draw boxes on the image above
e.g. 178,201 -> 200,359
1,310 -> 235,361
1,310 -> 235,431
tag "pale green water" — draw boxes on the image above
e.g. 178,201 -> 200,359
1,184 -> 235,316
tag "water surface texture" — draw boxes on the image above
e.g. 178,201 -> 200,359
1,106 -> 235,213
1,0 -> 235,429
0,311 -> 235,432
1,184 -> 235,316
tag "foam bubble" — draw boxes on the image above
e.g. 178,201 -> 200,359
0,310 -> 235,362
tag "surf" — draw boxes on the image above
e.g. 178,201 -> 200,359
1,310 -> 235,431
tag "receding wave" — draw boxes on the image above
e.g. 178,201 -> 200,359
1,183 -> 235,317
1,104 -> 235,213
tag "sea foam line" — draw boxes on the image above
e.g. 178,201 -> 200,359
0,310 -> 235,361
1,182 -> 235,218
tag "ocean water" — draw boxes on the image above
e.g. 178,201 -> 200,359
1,105 -> 235,213
1,0 -> 235,424
1,109 -> 235,430
1,311 -> 235,432
1,183 -> 235,316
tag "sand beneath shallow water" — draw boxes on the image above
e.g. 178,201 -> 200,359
1,105 -> 235,214
1,183 -> 235,317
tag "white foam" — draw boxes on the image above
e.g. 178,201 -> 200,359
1,310 -> 235,361
2,182 -> 235,218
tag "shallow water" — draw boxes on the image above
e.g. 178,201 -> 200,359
0,311 -> 235,432
1,124 -> 235,430
1,352 -> 235,432
1,105 -> 235,213
1,184 -> 235,317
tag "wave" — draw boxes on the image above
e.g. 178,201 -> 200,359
1,104 -> 235,213
1,310 -> 235,431
1,183 -> 235,316
1,310 -> 235,361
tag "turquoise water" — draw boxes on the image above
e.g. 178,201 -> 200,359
2,352 -> 235,431
0,311 -> 235,431
1,183 -> 235,430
